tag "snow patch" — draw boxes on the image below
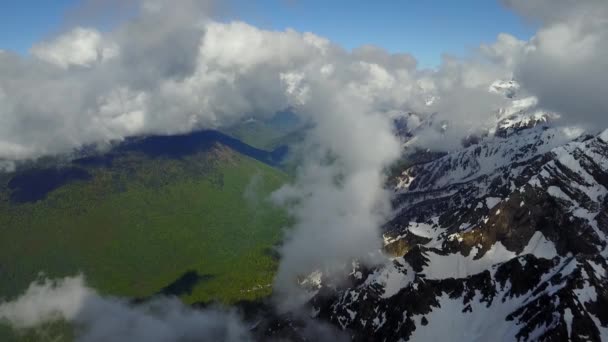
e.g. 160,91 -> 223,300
409,292 -> 523,342
364,258 -> 414,298
599,129 -> 608,143
486,197 -> 501,210
423,231 -> 556,279
522,231 -> 558,259
564,308 -> 573,338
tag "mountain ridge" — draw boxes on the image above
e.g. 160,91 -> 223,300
258,85 -> 608,341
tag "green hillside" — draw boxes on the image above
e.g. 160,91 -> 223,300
224,120 -> 288,150
222,111 -> 305,151
0,144 -> 288,340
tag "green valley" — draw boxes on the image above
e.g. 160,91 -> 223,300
0,134 -> 290,341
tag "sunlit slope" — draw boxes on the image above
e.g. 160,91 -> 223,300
222,110 -> 305,151
0,143 -> 288,306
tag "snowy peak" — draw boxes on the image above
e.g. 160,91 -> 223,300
489,79 -> 520,99
283,127 -> 608,342
260,79 -> 608,341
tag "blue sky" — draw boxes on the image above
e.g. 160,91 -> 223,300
1,1 -> 77,54
0,0 -> 535,68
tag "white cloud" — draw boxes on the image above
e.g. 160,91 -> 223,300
480,33 -> 526,68
271,82 -> 402,309
0,0 -> 518,161
504,0 -> 608,128
280,71 -> 310,105
31,27 -> 118,69
0,275 -> 251,342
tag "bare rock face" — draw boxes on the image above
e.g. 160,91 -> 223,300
264,112 -> 608,341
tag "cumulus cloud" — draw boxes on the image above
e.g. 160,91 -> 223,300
0,275 -> 251,342
271,76 -> 402,309
503,0 -> 608,128
31,27 -> 118,69
0,0 -> 524,162
1,0 -> 487,162
480,33 -> 526,69
393,0 -> 608,146
1,0 -> 604,162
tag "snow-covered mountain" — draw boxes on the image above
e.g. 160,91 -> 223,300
260,85 -> 608,341
312,130 -> 608,341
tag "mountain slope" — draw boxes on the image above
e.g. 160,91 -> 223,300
222,111 -> 304,151
269,116 -> 608,341
0,133 -> 289,303
0,131 -> 289,340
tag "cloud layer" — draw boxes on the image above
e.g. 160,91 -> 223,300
0,275 -> 251,342
0,0 -> 521,162
503,0 -> 608,128
1,1 -> 607,162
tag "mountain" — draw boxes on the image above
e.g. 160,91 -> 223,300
0,130 -> 289,341
222,110 -> 306,151
262,93 -> 608,341
3,90 -> 607,341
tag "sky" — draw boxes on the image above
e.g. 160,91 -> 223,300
0,0 -> 536,68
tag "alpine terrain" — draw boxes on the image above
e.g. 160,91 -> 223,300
261,82 -> 608,341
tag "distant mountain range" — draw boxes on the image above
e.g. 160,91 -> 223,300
5,129 -> 287,205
